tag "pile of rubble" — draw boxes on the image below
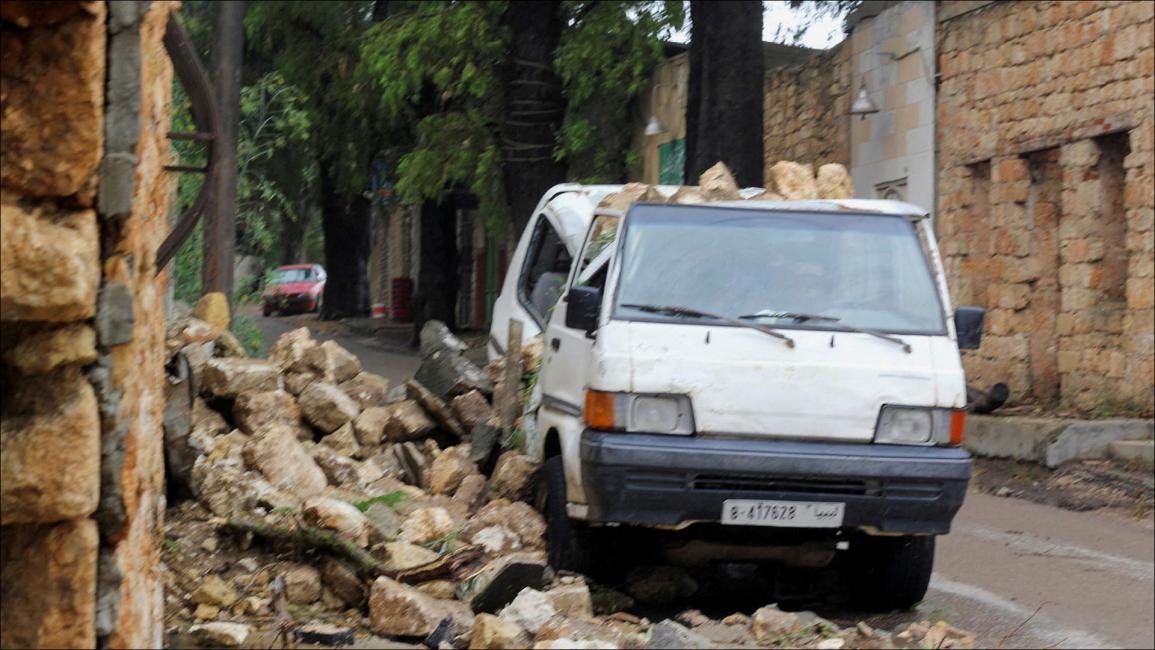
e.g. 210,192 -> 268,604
161,312 -> 973,649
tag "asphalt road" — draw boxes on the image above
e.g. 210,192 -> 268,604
250,312 -> 1154,648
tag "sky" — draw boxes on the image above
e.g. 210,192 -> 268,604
666,1 -> 848,50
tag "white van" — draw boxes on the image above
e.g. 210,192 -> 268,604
494,189 -> 984,609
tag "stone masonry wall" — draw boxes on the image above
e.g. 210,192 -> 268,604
0,1 -> 174,647
762,45 -> 852,176
937,0 -> 1154,413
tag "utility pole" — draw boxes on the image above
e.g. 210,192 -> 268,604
203,0 -> 245,298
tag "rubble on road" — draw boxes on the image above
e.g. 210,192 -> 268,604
162,316 -> 975,649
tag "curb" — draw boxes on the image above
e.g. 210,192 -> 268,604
964,415 -> 1154,467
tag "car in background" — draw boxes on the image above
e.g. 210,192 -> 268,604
261,263 -> 326,316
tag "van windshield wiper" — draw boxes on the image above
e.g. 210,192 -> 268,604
738,309 -> 912,353
621,303 -> 795,348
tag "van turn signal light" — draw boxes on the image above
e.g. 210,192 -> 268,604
584,390 -> 617,430
950,409 -> 966,446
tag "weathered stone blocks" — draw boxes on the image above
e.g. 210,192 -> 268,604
0,200 -> 100,322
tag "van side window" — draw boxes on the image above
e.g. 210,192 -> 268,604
574,215 -> 620,291
520,216 -> 571,324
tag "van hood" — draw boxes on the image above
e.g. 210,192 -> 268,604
594,321 -> 965,442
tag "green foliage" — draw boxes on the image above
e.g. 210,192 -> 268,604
354,491 -> 407,512
230,313 -> 265,356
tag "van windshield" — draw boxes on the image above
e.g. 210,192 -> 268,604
613,205 -> 946,334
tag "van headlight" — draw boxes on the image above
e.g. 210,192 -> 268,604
584,390 -> 695,434
875,405 -> 966,446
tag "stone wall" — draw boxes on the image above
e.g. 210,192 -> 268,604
762,45 -> 852,176
0,1 -> 174,647
936,0 -> 1154,412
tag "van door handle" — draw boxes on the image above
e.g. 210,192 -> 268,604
551,338 -> 561,351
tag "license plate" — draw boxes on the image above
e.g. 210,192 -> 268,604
721,499 -> 845,528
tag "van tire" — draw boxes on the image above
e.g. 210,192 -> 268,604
849,535 -> 935,611
543,455 -> 593,573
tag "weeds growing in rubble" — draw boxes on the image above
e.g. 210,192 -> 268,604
354,491 -> 407,512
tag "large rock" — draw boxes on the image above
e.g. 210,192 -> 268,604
452,390 -> 494,429
384,400 -> 436,442
648,619 -> 715,649
598,182 -> 663,212
698,162 -> 741,200
320,422 -> 362,458
320,557 -> 366,608
407,380 -> 467,439
458,552 -> 548,614
192,575 -> 238,608
311,445 -> 361,488
267,327 -> 319,370
469,525 -> 522,556
369,577 -> 475,637
452,473 -> 488,516
306,340 -> 362,384
0,201 -> 99,322
1,323 -> 97,374
419,320 -> 468,358
0,3 -> 105,202
189,622 -> 250,648
354,406 -> 391,446
488,452 -> 539,502
303,496 -> 370,547
340,372 -> 390,410
667,186 -> 707,205
547,583 -> 594,620
299,382 -> 361,434
462,500 -> 546,549
194,292 -> 230,333
750,605 -> 801,641
399,507 -> 456,545
202,358 -> 278,398
1,368 -> 99,524
190,458 -> 273,517
242,425 -> 327,499
769,160 -> 818,200
816,163 -> 854,199
283,564 -> 322,604
428,446 -> 477,495
499,588 -> 556,635
471,613 -> 531,650
381,541 -> 440,573
414,351 -> 495,400
233,390 -> 300,435
0,519 -> 98,649
364,503 -> 403,544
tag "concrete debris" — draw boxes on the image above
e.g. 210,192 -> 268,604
698,161 -> 741,200
769,160 -> 819,200
161,318 -> 973,649
816,163 -> 854,199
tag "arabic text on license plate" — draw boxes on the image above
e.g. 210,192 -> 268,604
721,500 -> 845,528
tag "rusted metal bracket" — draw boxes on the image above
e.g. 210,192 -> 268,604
156,13 -> 221,273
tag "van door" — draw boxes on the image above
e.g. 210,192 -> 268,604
539,213 -> 622,415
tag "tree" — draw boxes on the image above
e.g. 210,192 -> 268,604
205,0 -> 246,298
684,0 -> 764,187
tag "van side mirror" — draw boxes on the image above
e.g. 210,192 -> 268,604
565,286 -> 601,335
954,306 -> 985,349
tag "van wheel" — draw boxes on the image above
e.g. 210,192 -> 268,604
848,535 -> 935,611
542,456 -> 594,573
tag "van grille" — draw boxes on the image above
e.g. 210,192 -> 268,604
691,474 -> 877,496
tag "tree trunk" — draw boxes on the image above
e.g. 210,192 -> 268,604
684,0 -> 764,187
204,0 -> 245,298
415,198 -> 459,332
319,163 -> 371,320
501,0 -> 568,234
277,211 -> 311,265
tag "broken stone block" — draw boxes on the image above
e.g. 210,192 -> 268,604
193,603 -> 220,621
598,182 -> 664,212
547,582 -> 594,620
214,329 -> 248,358
194,292 -> 230,333
305,340 -> 362,384
283,369 -> 320,396
354,406 -> 391,446
340,371 -> 390,409
458,552 -> 548,614
180,341 -> 215,390
489,452 -> 539,502
750,605 -> 801,641
470,613 -> 531,650
428,446 -> 478,495
381,541 -> 441,573
369,576 -> 475,637
463,500 -> 546,549
408,380 -> 468,439
190,459 -> 275,517
283,564 -> 322,604
303,496 -> 370,547
414,351 -> 495,400
648,619 -> 714,649
698,161 -> 741,200
1,323 -> 97,374
311,445 -> 361,488
469,525 -> 523,555
451,390 -> 494,430
399,506 -> 456,545
384,400 -> 437,442
189,622 -> 250,648
816,163 -> 854,199
202,358 -> 278,398
625,566 -> 698,605
191,399 -> 229,441
364,503 -> 403,544
299,381 -> 361,434
499,588 -> 556,635
267,327 -> 319,371
233,389 -> 300,435
452,474 -> 488,517
419,319 -> 469,358
667,186 -> 707,205
242,425 -> 327,499
320,422 -> 362,458
392,441 -> 431,489
769,160 -> 818,200
192,575 -> 238,609
0,201 -> 99,322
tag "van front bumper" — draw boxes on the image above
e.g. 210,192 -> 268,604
580,431 -> 971,535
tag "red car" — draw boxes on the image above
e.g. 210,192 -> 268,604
261,264 -> 326,316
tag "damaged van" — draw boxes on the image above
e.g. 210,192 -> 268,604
501,193 -> 985,610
